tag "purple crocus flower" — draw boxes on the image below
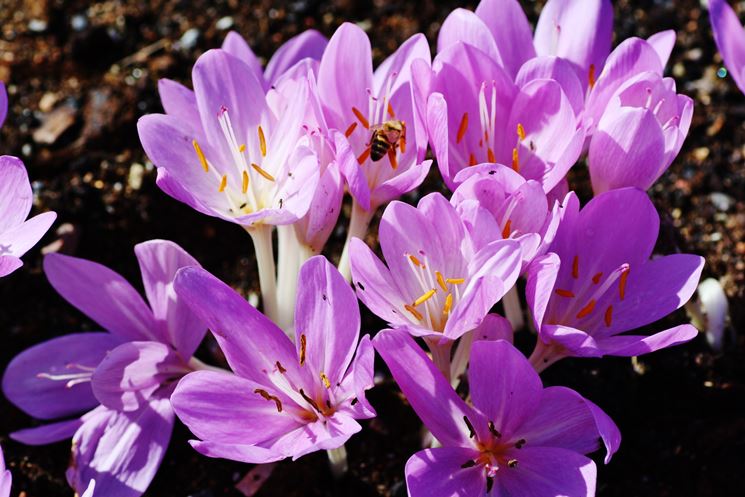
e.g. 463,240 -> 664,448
437,0 -> 613,83
0,446 -> 10,497
451,163 -> 560,270
587,70 -> 693,193
317,22 -> 432,212
171,255 -> 375,463
349,192 -> 522,342
374,329 -> 621,497
2,240 -> 206,497
424,42 -> 585,191
0,155 -> 56,277
525,188 -> 703,369
138,48 -> 319,228
222,29 -> 327,90
710,0 -> 745,95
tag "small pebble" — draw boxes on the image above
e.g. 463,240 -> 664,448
216,16 -> 234,30
28,19 -> 48,32
178,28 -> 200,51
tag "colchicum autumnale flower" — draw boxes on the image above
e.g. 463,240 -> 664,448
374,330 -> 620,497
526,188 -> 704,369
709,0 -> 745,95
171,256 -> 375,464
2,240 -> 206,497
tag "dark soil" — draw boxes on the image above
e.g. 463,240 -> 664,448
0,0 -> 744,496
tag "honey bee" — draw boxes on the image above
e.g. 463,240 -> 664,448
369,120 -> 406,165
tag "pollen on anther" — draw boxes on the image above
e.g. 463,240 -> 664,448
405,304 -> 424,321
409,254 -> 423,267
218,174 -> 227,192
299,334 -> 307,366
345,122 -> 358,138
436,271 -> 448,292
320,372 -> 331,389
487,147 -> 496,163
352,107 -> 370,129
592,272 -> 603,284
554,288 -> 575,298
517,123 -> 526,141
469,153 -> 477,167
388,102 -> 396,118
239,144 -> 246,153
457,112 -> 469,144
446,278 -> 465,285
604,305 -> 613,327
619,267 -> 630,300
588,64 -> 597,89
192,139 -> 209,172
443,293 -> 453,315
242,171 -> 249,193
414,289 -> 437,307
251,163 -> 275,182
572,255 -> 579,279
502,220 -> 512,239
357,147 -> 371,165
258,126 -> 267,157
576,299 -> 596,319
511,148 -> 519,172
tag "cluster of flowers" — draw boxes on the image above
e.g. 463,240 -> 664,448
3,0 -> 745,495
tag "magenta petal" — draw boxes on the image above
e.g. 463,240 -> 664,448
0,155 -> 32,232
495,447 -> 597,497
0,211 -> 56,259
710,0 -> 745,94
373,329 -> 474,447
221,31 -> 265,86
11,417 -> 84,445
647,30 -> 676,68
405,447 -> 484,497
67,400 -> 174,497
516,386 -> 620,463
172,370 -> 301,447
469,340 -> 542,438
589,106 -> 666,193
598,324 -> 699,357
541,324 -> 601,357
189,440 -> 283,464
173,267 -> 297,383
473,314 -> 514,343
3,332 -> 123,420
134,239 -> 205,357
525,253 -> 560,329
43,253 -> 158,342
516,56 -> 585,116
0,448 -> 9,497
265,30 -> 327,84
475,0 -> 536,78
294,256 -> 360,385
370,159 -> 432,208
91,341 -> 184,412
157,79 -> 199,127
339,334 -> 376,419
0,257 -> 22,277
437,9 -> 501,64
0,82 -> 6,128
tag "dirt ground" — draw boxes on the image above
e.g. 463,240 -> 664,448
0,0 -> 744,496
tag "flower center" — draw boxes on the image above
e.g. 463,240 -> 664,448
460,415 -> 525,492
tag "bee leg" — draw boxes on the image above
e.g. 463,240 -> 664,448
387,147 -> 398,170
357,145 -> 371,165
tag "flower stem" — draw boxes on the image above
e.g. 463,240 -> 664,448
326,445 -> 348,479
275,225 -> 300,336
502,285 -> 525,332
425,337 -> 453,383
528,339 -> 566,373
337,200 -> 375,282
449,331 -> 474,388
248,225 -> 279,325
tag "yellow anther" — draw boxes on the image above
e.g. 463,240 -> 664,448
299,334 -> 307,366
554,288 -> 575,298
487,147 -> 496,163
502,220 -> 512,239
414,289 -> 437,307
258,126 -> 267,157
511,148 -> 519,172
352,107 -> 370,129
405,304 -> 424,321
576,299 -> 596,319
443,293 -> 453,315
457,112 -> 469,144
604,305 -> 613,327
445,278 -> 465,285
239,144 -> 246,153
251,163 -> 275,182
408,254 -> 423,267
517,123 -> 526,141
242,170 -> 249,194
193,139 -> 209,172
388,102 -> 396,118
320,372 -> 331,389
436,271 -> 448,292
218,174 -> 227,192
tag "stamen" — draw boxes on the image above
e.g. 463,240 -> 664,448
554,289 -> 575,298
461,460 -> 477,469
409,254 -> 423,267
193,139 -> 209,172
258,126 -> 267,157
299,334 -> 307,366
487,147 -> 496,163
357,147 -> 371,164
320,372 -> 331,389
275,361 -> 287,374
218,174 -> 227,192
488,421 -> 501,438
463,415 -> 476,438
604,305 -> 613,327
517,123 -> 526,141
572,255 -> 579,279
469,153 -> 477,167
508,459 -> 519,468
486,477 -> 495,493
576,299 -> 596,319
251,163 -> 275,182
436,271 -> 448,292
619,267 -> 630,300
457,112 -> 469,144
502,220 -> 512,239
511,148 -> 519,172
414,289 -> 437,307
242,171 -> 249,194
254,389 -> 283,412
239,144 -> 246,153
352,107 -> 370,129
388,102 -> 396,118
298,388 -> 321,413
589,64 -> 596,89
445,278 -> 465,285
443,293 -> 453,315
344,122 -> 357,138
387,147 -> 398,170
405,304 -> 423,321
514,438 -> 526,448
592,272 -> 603,284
